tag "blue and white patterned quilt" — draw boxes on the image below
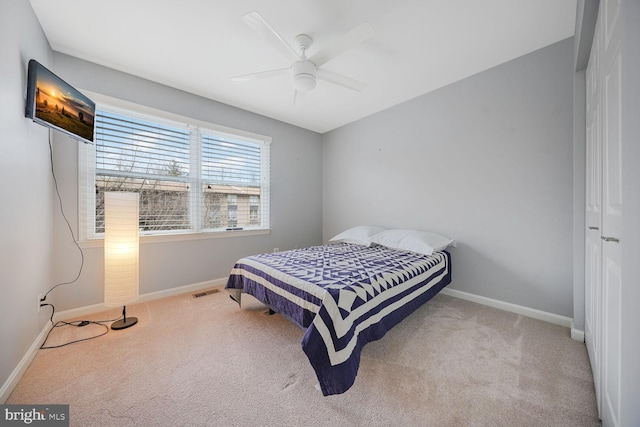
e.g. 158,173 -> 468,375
225,243 -> 451,396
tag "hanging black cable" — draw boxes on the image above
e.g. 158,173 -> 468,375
39,131 -> 121,348
41,132 -> 84,302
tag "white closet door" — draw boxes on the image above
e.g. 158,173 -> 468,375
584,15 -> 603,417
585,92 -> 602,417
585,1 -> 623,425
601,0 -> 623,424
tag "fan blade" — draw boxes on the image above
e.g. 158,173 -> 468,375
317,69 -> 366,92
231,68 -> 289,82
243,11 -> 301,62
309,23 -> 374,67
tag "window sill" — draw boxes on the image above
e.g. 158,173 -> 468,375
79,228 -> 271,248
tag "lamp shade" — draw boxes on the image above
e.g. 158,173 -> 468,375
104,192 -> 139,307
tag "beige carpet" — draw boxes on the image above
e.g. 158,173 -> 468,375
7,290 -> 600,426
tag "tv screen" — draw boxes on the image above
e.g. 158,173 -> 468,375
25,59 -> 95,144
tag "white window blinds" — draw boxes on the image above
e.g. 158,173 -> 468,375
95,110 -> 192,233
201,132 -> 263,230
80,103 -> 270,239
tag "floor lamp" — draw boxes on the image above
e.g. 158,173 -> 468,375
104,192 -> 139,330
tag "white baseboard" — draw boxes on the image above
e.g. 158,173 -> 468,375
571,321 -> 585,342
1,278 -> 227,403
53,278 -> 227,321
440,287 -> 580,335
0,322 -> 51,403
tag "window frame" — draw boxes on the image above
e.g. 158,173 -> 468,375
78,92 -> 271,243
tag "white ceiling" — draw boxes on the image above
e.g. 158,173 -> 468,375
29,0 -> 577,134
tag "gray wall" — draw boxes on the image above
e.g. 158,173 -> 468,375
48,54 -> 323,311
0,0 -> 54,397
322,38 -> 575,317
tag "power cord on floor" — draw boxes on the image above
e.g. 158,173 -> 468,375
40,303 -> 123,349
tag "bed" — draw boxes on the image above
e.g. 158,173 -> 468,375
225,229 -> 453,396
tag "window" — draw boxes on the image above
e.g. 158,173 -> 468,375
226,195 -> 238,228
79,103 -> 270,240
249,195 -> 259,225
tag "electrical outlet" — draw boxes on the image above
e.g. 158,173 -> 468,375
37,294 -> 43,312
273,248 -> 279,253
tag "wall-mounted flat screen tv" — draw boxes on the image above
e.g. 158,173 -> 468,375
25,59 -> 95,144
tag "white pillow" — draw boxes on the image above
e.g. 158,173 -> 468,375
329,225 -> 387,246
369,229 -> 455,256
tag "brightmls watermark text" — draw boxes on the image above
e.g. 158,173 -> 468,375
1,405 -> 68,426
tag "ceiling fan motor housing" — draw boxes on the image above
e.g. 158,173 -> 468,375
292,60 -> 317,91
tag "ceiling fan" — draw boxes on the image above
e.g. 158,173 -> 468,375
231,11 -> 374,103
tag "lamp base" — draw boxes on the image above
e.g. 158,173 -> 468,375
111,317 -> 138,330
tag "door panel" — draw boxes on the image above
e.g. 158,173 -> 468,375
602,248 -> 622,426
600,0 -> 622,423
585,232 -> 601,410
603,47 -> 623,238
584,37 -> 602,416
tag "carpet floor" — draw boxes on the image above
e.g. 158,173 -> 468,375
7,290 -> 600,426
